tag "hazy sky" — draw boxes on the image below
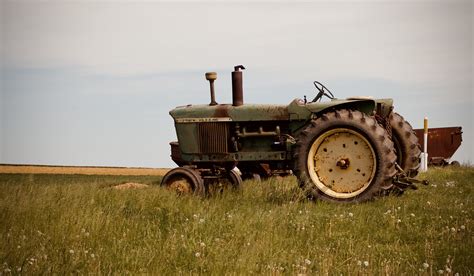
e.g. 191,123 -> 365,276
1,1 -> 473,168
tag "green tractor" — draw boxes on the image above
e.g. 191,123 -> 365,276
162,65 -> 422,203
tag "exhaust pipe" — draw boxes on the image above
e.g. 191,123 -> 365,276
232,65 -> 245,106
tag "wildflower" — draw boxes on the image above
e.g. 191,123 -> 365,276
410,213 -> 415,217
427,201 -> 431,205
304,259 -> 311,265
299,210 -> 303,214
363,261 -> 369,267
90,253 -> 95,258
397,219 -> 402,223
397,207 -> 401,210
195,252 -> 201,257
81,228 -> 86,233
451,227 -> 456,232
193,214 -> 198,218
200,242 -> 206,247
199,218 -> 205,223
423,263 -> 429,269
17,267 -> 21,272
69,249 -> 75,254
348,212 -> 354,217
438,269 -> 444,274
85,232 -> 90,237
357,260 -> 362,266
4,268 -> 11,273
446,268 -> 452,273
460,225 -> 466,230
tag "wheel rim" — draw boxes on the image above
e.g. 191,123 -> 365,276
166,175 -> 193,194
307,128 -> 377,198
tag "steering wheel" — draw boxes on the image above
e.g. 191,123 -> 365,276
312,81 -> 335,102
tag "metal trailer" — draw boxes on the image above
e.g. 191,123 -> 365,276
414,127 -> 463,166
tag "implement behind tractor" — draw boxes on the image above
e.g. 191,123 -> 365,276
162,65 -> 423,203
414,127 -> 463,166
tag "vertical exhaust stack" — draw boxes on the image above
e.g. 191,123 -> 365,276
232,65 -> 245,106
205,72 -> 218,106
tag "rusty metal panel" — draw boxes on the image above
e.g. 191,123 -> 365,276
198,123 -> 229,153
414,127 -> 462,163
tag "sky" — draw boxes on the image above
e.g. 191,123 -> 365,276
0,1 -> 473,168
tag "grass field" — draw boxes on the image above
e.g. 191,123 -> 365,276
1,167 -> 472,274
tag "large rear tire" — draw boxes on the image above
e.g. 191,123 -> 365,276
389,112 -> 421,177
293,109 -> 397,203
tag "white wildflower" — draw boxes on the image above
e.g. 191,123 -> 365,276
438,269 -> 444,274
410,213 -> 415,217
69,249 -> 74,254
451,227 -> 456,232
304,259 -> 311,265
357,260 -> 362,266
397,219 -> 402,223
446,268 -> 452,273
460,225 -> 466,230
423,262 -> 429,269
199,242 -> 206,247
90,253 -> 95,258
364,261 -> 369,267
195,252 -> 201,258
348,212 -> 354,217
199,218 -> 205,223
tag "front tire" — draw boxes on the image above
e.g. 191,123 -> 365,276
293,109 -> 397,203
161,167 -> 205,196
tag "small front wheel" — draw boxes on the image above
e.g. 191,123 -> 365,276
161,167 -> 205,196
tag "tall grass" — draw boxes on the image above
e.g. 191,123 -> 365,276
1,168 -> 472,274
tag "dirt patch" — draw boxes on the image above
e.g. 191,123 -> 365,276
113,183 -> 150,190
0,165 -> 169,176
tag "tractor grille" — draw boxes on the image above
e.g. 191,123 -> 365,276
197,123 -> 229,153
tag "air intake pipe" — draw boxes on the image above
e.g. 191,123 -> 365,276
232,65 -> 245,106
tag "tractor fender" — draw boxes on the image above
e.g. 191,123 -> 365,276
306,99 -> 376,116
288,98 -> 380,121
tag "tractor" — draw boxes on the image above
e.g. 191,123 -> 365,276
161,65 -> 422,203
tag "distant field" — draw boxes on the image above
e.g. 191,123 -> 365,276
0,164 -> 169,176
0,167 -> 472,274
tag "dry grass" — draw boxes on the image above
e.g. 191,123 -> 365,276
0,165 -> 169,176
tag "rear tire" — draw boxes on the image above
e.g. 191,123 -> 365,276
293,109 -> 396,203
389,112 -> 421,177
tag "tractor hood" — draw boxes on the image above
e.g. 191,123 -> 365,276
170,98 -> 393,123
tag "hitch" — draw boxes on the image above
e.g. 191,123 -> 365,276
392,163 -> 429,191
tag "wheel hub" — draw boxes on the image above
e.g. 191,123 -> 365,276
336,158 -> 350,169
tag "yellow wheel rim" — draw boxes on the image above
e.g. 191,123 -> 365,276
168,176 -> 193,194
307,128 -> 377,198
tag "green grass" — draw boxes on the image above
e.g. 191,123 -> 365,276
1,168 -> 473,275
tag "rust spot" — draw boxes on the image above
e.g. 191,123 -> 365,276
213,105 -> 230,117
